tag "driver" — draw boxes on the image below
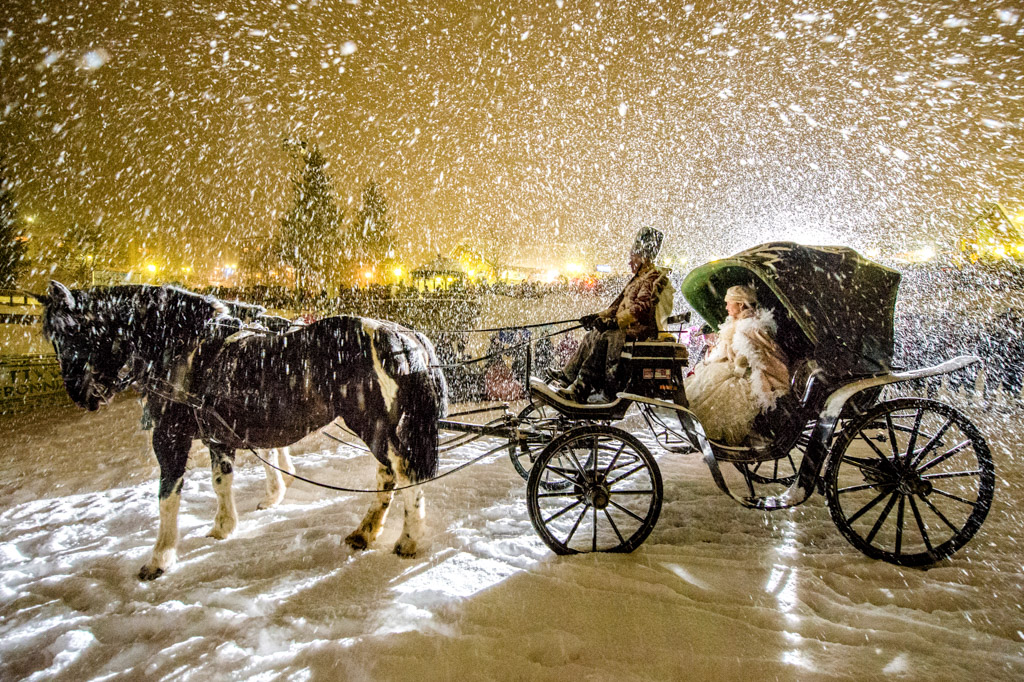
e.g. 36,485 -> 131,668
547,226 -> 673,403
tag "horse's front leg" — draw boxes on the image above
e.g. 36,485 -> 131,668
139,416 -> 193,580
207,442 -> 238,539
394,472 -> 426,558
345,462 -> 395,550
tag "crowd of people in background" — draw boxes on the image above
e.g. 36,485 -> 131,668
895,306 -> 1024,406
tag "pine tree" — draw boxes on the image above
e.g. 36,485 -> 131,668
353,179 -> 397,263
0,158 -> 29,289
276,141 -> 344,293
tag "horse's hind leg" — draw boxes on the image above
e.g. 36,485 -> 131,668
345,462 -> 395,550
207,443 -> 238,539
258,447 -> 294,509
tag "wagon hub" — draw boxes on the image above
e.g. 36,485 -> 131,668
584,483 -> 611,510
897,472 -> 932,497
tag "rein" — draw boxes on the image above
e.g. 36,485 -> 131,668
430,322 -> 583,370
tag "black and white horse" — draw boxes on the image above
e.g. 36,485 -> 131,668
40,281 -> 448,580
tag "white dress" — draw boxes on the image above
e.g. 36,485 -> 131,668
684,309 -> 790,445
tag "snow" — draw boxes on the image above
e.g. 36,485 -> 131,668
2,385 -> 1024,680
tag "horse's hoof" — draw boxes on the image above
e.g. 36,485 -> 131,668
345,533 -> 368,551
138,565 -> 164,581
206,527 -> 234,540
393,539 -> 418,557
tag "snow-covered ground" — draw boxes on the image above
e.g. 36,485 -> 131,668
2,385 -> 1024,681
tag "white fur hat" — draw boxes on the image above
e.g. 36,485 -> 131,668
724,284 -> 757,307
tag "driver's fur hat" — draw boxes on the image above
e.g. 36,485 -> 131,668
631,226 -> 664,261
724,284 -> 758,307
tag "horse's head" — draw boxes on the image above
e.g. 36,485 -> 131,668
40,281 -> 138,411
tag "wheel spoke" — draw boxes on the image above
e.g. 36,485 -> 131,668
929,487 -> 979,507
544,498 -> 583,524
606,462 -> 648,487
847,487 -> 894,524
566,448 -> 590,481
908,494 -> 933,553
918,493 -> 961,533
884,412 -> 901,460
607,497 -> 647,523
920,469 -> 983,481
603,508 -> 627,544
604,440 -> 628,479
918,440 -> 972,474
740,462 -> 756,496
610,489 -> 655,496
592,506 -> 598,552
894,495 -> 906,555
838,482 -> 888,494
602,454 -> 641,478
903,408 -> 924,464
544,464 -> 582,486
857,431 -> 898,470
537,490 -> 583,499
563,503 -> 589,546
907,415 -> 955,469
865,491 -> 900,544
841,454 -> 893,479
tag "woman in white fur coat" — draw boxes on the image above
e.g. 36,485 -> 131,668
684,285 -> 791,445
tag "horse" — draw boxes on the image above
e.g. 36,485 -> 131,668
39,281 -> 449,580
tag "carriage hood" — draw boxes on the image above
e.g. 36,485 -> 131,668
681,242 -> 901,377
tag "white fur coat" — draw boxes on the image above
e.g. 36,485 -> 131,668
684,308 -> 790,445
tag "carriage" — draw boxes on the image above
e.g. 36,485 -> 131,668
440,242 -> 994,566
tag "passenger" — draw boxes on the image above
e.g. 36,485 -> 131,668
684,285 -> 790,445
547,226 -> 673,403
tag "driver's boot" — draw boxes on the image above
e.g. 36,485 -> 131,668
556,377 -> 592,403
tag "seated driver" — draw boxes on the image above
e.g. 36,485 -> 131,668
547,226 -> 673,403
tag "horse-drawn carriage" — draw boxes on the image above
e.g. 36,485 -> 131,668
441,242 -> 993,566
39,242 -> 994,579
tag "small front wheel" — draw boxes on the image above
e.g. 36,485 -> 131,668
825,398 -> 994,566
527,425 -> 663,554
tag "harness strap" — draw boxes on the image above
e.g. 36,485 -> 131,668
141,374 -> 513,494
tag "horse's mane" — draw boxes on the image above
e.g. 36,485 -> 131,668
44,283 -> 233,370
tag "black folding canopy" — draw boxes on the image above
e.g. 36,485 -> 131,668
681,242 -> 902,377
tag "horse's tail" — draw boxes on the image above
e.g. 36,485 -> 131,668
413,330 -> 449,420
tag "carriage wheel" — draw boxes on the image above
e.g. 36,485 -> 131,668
824,398 -> 994,566
527,425 -> 663,555
510,402 -> 566,482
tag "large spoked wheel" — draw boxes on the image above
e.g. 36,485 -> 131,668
510,402 -> 567,482
825,398 -> 994,566
527,425 -> 663,555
